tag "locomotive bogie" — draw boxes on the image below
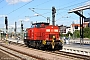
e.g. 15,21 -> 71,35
24,39 -> 63,50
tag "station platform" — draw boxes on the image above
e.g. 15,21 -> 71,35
7,38 -> 24,44
69,39 -> 90,44
62,43 -> 90,56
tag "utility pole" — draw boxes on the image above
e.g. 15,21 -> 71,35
21,21 -> 23,40
47,17 -> 50,24
80,10 -> 84,45
52,6 -> 56,26
72,21 -> 75,39
15,22 -> 17,39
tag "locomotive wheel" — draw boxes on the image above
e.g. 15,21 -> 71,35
35,42 -> 39,49
38,43 -> 44,50
35,41 -> 43,49
24,39 -> 30,47
24,39 -> 27,45
27,41 -> 31,47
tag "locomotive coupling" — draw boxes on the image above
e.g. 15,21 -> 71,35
51,36 -> 56,49
51,39 -> 55,49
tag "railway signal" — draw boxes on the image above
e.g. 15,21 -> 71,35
21,21 -> 24,40
5,16 -> 9,44
52,7 -> 56,14
52,6 -> 56,26
5,16 -> 8,30
21,22 -> 23,31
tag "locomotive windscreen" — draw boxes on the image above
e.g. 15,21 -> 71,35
32,22 -> 49,28
49,34 -> 55,39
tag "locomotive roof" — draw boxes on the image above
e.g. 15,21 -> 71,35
32,22 -> 49,25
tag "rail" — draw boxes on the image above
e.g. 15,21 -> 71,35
0,43 -> 45,60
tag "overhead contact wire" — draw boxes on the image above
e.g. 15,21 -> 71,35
7,0 -> 34,15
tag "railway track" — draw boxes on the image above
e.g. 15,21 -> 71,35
0,40 -> 90,60
7,41 -> 90,60
0,42 -> 45,60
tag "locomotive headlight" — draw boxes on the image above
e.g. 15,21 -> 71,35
46,29 -> 50,32
54,29 -> 58,32
53,36 -> 55,39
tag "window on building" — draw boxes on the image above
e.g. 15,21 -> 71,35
88,23 -> 90,27
75,25 -> 78,29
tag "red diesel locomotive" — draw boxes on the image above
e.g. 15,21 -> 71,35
24,22 -> 63,50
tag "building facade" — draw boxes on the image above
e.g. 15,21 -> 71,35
58,22 -> 89,34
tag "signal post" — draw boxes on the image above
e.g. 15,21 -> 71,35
52,6 -> 56,26
21,21 -> 24,41
5,16 -> 9,44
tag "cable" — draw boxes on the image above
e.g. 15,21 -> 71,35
7,0 -> 52,15
29,8 -> 47,19
57,0 -> 89,11
5,0 -> 89,25
29,0 -> 75,11
28,8 -> 63,11
29,8 -> 51,10
0,4 -> 8,9
7,0 -> 34,15
56,0 -> 90,21
27,11 -> 50,18
29,0 -> 89,19
28,0 -> 89,23
9,0 -> 54,23
12,9 -> 29,21
0,0 -> 7,10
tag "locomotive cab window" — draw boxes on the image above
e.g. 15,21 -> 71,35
37,24 -> 41,28
31,25 -> 37,28
32,22 -> 49,28
75,25 -> 78,29
49,34 -> 55,39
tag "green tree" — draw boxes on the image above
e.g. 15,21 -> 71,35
73,27 -> 90,39
60,32 -> 73,38
66,32 -> 73,37
73,30 -> 80,38
83,27 -> 90,38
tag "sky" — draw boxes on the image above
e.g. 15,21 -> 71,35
0,0 -> 90,31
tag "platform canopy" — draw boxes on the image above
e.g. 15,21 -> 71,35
68,5 -> 90,13
68,5 -> 90,19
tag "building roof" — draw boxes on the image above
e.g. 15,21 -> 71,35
71,22 -> 89,27
72,24 -> 80,27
